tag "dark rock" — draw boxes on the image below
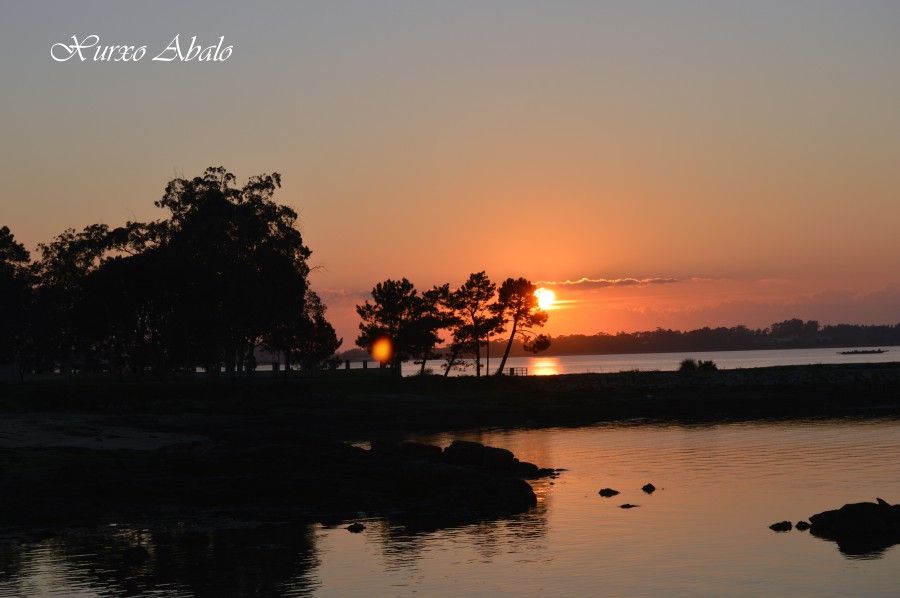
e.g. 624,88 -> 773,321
769,521 -> 792,532
397,460 -> 537,513
642,483 -> 656,493
371,440 -> 442,462
443,440 -> 485,467
795,520 -> 811,531
516,461 -> 540,478
346,522 -> 365,533
620,504 -> 638,509
482,446 -> 516,471
809,498 -> 900,557
598,488 -> 620,497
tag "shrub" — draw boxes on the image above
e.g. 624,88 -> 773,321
679,358 -> 698,372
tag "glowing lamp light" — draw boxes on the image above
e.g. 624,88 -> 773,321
371,337 -> 394,363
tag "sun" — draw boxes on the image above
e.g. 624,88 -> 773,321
535,288 -> 556,310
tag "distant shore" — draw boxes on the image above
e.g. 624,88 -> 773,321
2,362 -> 899,529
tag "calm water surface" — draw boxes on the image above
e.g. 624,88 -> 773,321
2,419 -> 899,597
401,346 -> 900,376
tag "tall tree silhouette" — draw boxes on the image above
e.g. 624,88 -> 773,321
356,278 -> 446,378
447,271 -> 503,377
153,167 -> 311,376
30,224 -> 113,372
493,277 -> 550,374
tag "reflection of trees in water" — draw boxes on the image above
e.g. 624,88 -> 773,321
0,538 -> 25,584
374,502 -> 550,570
3,523 -> 321,597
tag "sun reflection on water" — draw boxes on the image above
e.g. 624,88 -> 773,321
531,357 -> 562,376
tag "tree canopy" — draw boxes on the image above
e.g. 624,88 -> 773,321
3,167 -> 340,378
356,272 -> 550,377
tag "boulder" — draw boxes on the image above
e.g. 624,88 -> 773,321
598,488 -> 619,497
795,520 -> 811,531
808,498 -> 900,556
482,446 -> 516,471
642,483 -> 656,494
769,521 -> 792,532
442,440 -> 485,467
810,499 -> 900,536
370,440 -> 442,462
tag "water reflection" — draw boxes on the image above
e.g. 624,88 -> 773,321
3,420 -> 900,596
530,357 -> 562,376
373,505 -> 550,571
0,523 -> 320,598
813,531 -> 900,560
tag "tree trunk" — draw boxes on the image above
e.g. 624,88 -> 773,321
496,317 -> 518,375
474,336 -> 481,377
444,348 -> 458,377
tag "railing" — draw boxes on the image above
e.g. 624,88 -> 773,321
507,367 -> 529,376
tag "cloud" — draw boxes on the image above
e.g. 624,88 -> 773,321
538,277 -> 680,290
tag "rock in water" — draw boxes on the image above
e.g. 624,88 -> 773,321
642,483 -> 656,493
620,504 -> 638,509
795,521 -> 811,531
769,521 -> 792,532
598,488 -> 620,497
808,498 -> 900,556
347,522 -> 365,533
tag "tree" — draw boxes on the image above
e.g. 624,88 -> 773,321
266,290 -> 342,372
356,278 -> 423,377
152,166 -> 312,377
21,167 -> 326,379
415,283 -> 455,375
493,277 -> 550,375
447,271 -> 503,377
0,226 -> 32,367
356,278 -> 446,378
30,224 -> 114,372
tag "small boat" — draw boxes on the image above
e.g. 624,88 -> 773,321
838,349 -> 888,355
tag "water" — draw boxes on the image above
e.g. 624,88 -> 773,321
3,419 -> 899,597
410,346 -> 900,376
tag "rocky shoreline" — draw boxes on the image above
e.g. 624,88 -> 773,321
1,362 -> 899,530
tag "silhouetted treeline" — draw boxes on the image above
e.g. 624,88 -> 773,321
356,274 -> 550,377
0,167 -> 340,379
496,319 -> 900,357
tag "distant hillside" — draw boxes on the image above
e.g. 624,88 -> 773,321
493,319 -> 900,357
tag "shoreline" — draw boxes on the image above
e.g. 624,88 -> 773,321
2,362 -> 899,529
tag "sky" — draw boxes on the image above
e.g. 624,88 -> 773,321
2,1 -> 899,347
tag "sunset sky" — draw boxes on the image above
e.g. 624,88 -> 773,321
3,2 -> 899,347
